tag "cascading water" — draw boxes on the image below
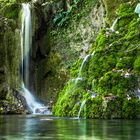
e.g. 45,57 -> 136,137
79,51 -> 96,76
77,100 -> 86,118
21,83 -> 43,113
76,51 -> 96,118
74,55 -> 90,84
79,54 -> 91,76
21,3 -> 31,88
136,89 -> 140,99
75,51 -> 95,84
110,18 -> 119,34
20,3 -> 51,114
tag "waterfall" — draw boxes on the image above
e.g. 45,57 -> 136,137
74,55 -> 90,84
21,83 -> 43,113
75,51 -> 95,84
91,50 -> 95,57
20,3 -> 51,114
21,3 -> 31,87
134,3 -> 140,18
79,54 -> 91,75
74,77 -> 83,84
75,54 -> 91,84
76,51 -> 96,118
79,51 -> 95,75
78,100 -> 86,118
136,89 -> 140,99
110,18 -> 119,34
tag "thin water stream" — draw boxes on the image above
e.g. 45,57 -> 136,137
78,100 -> 86,118
110,18 -> 119,33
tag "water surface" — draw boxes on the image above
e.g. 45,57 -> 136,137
0,115 -> 140,140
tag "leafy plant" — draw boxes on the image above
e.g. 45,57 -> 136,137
52,0 -> 81,27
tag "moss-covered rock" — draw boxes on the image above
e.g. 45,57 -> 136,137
53,1 -> 140,119
0,0 -> 22,113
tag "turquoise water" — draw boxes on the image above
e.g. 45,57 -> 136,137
0,115 -> 140,140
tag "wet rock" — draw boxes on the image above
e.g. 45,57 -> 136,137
102,94 -> 117,101
35,107 -> 52,115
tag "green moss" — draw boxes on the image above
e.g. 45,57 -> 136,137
53,0 -> 140,119
102,0 -> 122,25
70,59 -> 82,78
102,97 -> 123,119
52,79 -> 87,117
122,98 -> 140,119
117,3 -> 134,17
134,56 -> 140,73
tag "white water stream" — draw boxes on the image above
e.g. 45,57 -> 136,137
110,18 -> 119,34
136,89 -> 140,99
21,3 -> 31,87
79,54 -> 91,75
77,51 -> 96,118
75,51 -> 96,84
78,100 -> 86,118
21,3 -> 51,114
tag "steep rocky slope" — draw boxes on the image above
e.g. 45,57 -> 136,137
53,0 -> 140,119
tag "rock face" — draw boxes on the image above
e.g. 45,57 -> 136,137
0,2 -> 23,113
30,0 -> 105,104
1,89 -> 29,114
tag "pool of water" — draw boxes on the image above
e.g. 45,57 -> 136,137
0,115 -> 140,140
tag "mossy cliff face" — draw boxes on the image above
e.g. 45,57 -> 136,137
0,1 -> 22,113
102,0 -> 136,25
32,0 -> 105,103
53,1 -> 140,119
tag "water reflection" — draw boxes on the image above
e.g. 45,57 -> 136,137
0,115 -> 140,140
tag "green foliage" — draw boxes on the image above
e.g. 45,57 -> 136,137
52,80 -> 87,117
52,0 -> 98,27
4,4 -> 19,19
0,0 -> 20,19
52,0 -> 81,27
53,11 -> 70,27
